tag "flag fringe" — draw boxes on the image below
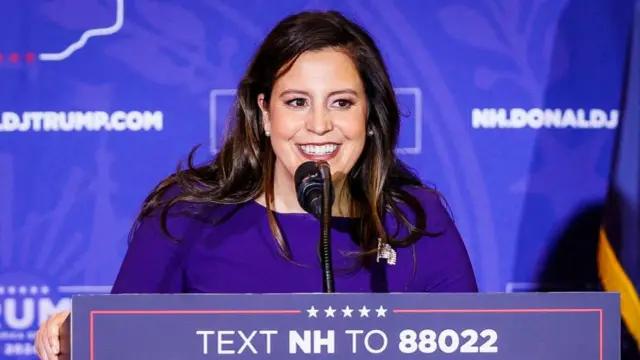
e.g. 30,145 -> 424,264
598,227 -> 640,348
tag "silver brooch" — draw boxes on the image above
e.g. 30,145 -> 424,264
376,238 -> 397,266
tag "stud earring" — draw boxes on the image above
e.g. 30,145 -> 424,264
367,129 -> 374,136
265,130 -> 271,137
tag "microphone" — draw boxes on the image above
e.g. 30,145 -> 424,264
294,161 -> 335,293
294,161 -> 334,219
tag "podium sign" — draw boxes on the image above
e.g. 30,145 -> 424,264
70,292 -> 619,359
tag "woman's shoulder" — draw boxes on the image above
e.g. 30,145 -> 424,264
131,177 -> 245,243
395,185 -> 454,230
401,185 -> 447,207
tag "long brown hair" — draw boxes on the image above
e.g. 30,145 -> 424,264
133,10 -> 440,260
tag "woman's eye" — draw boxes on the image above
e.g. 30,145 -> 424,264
287,98 -> 307,107
334,99 -> 353,108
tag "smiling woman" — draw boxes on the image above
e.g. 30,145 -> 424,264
34,10 -> 478,360
257,49 -> 368,217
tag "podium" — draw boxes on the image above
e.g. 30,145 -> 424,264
64,292 -> 619,359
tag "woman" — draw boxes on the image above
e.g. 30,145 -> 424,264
35,9 -> 477,359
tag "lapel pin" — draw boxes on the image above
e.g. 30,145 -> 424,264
376,237 -> 397,266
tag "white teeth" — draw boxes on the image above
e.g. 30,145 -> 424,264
300,144 -> 339,155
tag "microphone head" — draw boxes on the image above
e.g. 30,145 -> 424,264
294,161 -> 320,191
294,161 -> 334,218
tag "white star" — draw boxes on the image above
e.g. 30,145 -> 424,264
342,306 -> 354,318
375,306 -> 387,317
324,306 -> 336,318
307,306 -> 319,318
358,306 -> 370,317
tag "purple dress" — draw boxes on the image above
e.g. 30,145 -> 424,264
110,187 -> 478,294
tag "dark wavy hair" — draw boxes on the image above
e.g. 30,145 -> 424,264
134,10 -> 439,260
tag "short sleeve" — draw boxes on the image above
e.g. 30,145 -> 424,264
110,194 -> 195,294
411,189 -> 479,293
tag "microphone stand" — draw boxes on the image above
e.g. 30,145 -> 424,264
318,163 -> 335,293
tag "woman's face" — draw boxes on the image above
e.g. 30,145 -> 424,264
258,49 -> 368,187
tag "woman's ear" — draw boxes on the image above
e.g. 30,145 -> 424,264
257,94 -> 270,134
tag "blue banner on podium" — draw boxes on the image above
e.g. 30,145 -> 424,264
70,293 -> 619,359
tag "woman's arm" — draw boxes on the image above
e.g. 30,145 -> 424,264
111,196 -> 195,294
413,188 -> 479,293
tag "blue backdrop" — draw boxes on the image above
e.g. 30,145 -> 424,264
0,0 -> 636,358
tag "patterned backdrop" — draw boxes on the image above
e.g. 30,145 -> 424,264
0,0 -> 637,358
